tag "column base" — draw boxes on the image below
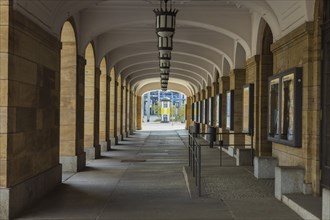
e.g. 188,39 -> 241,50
115,135 -> 122,144
275,166 -> 304,200
254,156 -> 278,179
130,130 -> 134,135
109,137 -> 116,147
0,165 -> 62,220
100,141 -> 110,152
323,188 -> 330,220
60,152 -> 86,172
85,145 -> 101,161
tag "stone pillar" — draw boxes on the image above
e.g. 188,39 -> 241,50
125,86 -> 130,137
229,69 -> 246,146
109,71 -> 116,146
137,96 -> 142,130
212,82 -> 219,128
93,67 -> 101,159
99,66 -> 108,152
60,55 -> 87,170
120,84 -> 125,141
219,76 -> 230,145
105,74 -> 111,150
114,81 -> 119,144
129,91 -> 134,134
0,8 -> 63,219
115,78 -> 122,144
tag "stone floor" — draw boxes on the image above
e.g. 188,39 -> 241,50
16,129 -> 301,220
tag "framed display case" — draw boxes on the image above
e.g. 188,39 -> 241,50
242,84 -> 254,134
267,67 -> 302,147
216,94 -> 222,128
226,90 -> 234,130
208,97 -> 214,126
198,101 -> 203,123
195,102 -> 199,123
202,99 -> 208,124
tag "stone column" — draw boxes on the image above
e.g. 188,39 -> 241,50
137,96 -> 142,130
0,7 -> 63,219
125,86 -> 130,137
229,69 -> 246,146
115,81 -> 121,144
109,74 -> 116,146
114,80 -> 119,144
120,84 -> 125,141
105,74 -> 111,150
129,91 -> 134,134
219,76 -> 230,145
92,67 -> 101,159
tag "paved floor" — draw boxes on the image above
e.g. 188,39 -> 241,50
16,129 -> 301,220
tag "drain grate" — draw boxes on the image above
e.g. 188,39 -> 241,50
121,159 -> 146,163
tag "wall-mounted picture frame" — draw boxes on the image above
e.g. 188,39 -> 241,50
226,90 -> 234,130
242,84 -> 254,135
267,67 -> 302,147
202,99 -> 208,124
191,103 -> 195,121
208,97 -> 214,127
216,94 -> 222,128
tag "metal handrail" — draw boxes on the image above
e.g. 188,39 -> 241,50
188,133 -> 202,196
187,131 -> 254,197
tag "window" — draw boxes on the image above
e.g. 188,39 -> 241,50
267,68 -> 302,147
226,90 -> 234,130
208,97 -> 214,126
216,94 -> 222,128
242,84 -> 254,134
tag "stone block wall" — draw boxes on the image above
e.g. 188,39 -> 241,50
229,69 -> 246,145
271,22 -> 321,194
0,9 -> 61,188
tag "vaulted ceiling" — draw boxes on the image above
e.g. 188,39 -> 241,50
14,0 -> 316,96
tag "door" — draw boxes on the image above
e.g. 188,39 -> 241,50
321,0 -> 330,189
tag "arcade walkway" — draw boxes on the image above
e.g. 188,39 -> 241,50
16,130 -> 301,220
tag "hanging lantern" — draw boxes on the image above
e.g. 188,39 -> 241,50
158,36 -> 173,56
159,59 -> 170,68
160,72 -> 169,80
153,0 -> 178,38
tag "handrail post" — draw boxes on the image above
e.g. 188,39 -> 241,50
192,139 -> 195,176
251,131 -> 254,166
198,143 -> 202,196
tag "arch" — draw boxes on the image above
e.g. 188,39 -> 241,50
136,82 -> 192,97
60,21 -> 78,168
99,57 -> 107,145
234,42 -> 246,69
257,21 -> 274,157
84,43 -> 95,151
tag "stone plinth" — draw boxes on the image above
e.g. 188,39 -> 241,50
254,157 -> 278,179
275,166 -> 304,200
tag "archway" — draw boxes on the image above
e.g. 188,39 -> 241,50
60,21 -> 82,172
258,22 -> 273,156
